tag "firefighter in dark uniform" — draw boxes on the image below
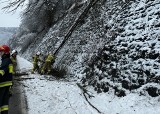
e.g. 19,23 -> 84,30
0,45 -> 13,114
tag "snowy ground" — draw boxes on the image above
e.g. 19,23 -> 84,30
17,56 -> 160,114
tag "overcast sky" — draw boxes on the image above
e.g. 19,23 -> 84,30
0,3 -> 22,27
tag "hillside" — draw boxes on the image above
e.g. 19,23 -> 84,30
0,27 -> 18,45
9,0 -> 160,98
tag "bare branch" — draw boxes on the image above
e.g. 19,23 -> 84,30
1,0 -> 26,12
77,83 -> 102,113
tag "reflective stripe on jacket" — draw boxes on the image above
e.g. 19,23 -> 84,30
0,56 -> 13,88
0,105 -> 9,112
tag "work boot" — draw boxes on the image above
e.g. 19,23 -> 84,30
47,70 -> 51,75
41,70 -> 45,75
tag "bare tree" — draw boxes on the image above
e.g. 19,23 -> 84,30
7,0 -> 84,52
0,0 -> 27,12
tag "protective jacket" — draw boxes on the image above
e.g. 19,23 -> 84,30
41,54 -> 55,74
10,56 -> 17,75
32,55 -> 42,73
33,55 -> 41,63
0,54 -> 13,88
46,55 -> 55,63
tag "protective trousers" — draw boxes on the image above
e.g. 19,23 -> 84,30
41,61 -> 52,74
0,87 -> 9,114
32,62 -> 39,73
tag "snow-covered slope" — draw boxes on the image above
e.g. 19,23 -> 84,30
10,0 -> 160,97
17,56 -> 160,114
82,0 -> 160,97
23,74 -> 160,114
17,55 -> 33,71
6,0 -> 160,113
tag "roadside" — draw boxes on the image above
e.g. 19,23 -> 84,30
8,56 -> 160,114
9,56 -> 32,114
9,78 -> 28,114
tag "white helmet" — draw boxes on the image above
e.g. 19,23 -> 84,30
11,50 -> 18,55
36,51 -> 41,56
48,51 -> 53,55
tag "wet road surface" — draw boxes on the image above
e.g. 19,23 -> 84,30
9,79 -> 28,114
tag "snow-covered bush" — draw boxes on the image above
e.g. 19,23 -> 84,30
82,0 -> 160,97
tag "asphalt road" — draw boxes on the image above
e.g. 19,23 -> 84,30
9,79 -> 28,114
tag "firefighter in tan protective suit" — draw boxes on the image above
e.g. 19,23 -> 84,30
9,50 -> 18,97
10,50 -> 18,75
32,52 -> 42,74
41,52 -> 56,75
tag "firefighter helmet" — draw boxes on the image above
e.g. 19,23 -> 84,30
11,49 -> 18,55
0,45 -> 10,54
36,51 -> 41,56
